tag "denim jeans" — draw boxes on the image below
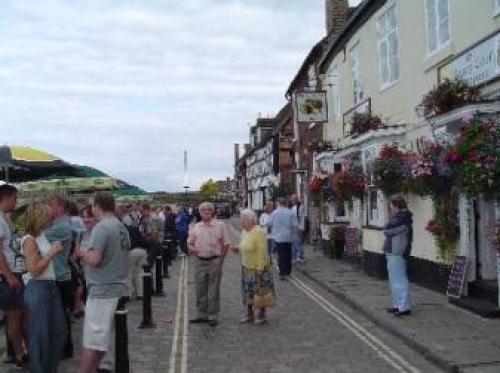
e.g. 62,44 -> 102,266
24,280 -> 66,373
386,254 -> 411,311
292,239 -> 304,261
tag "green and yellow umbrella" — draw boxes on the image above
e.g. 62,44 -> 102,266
0,145 -> 83,182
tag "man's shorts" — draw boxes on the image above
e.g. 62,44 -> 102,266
0,273 -> 25,311
83,297 -> 119,351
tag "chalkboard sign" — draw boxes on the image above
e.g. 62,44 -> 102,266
446,256 -> 468,298
344,228 -> 358,256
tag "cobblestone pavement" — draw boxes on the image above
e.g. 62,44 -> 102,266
1,219 -> 444,373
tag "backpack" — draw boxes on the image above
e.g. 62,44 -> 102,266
125,224 -> 147,249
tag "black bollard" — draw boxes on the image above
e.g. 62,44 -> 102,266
115,297 -> 129,373
153,255 -> 165,297
139,265 -> 155,329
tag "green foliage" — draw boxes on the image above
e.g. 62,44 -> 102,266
199,179 -> 219,199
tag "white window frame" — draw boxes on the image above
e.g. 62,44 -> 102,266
366,189 -> 387,227
495,0 -> 500,16
327,65 -> 341,120
361,144 -> 379,185
425,0 -> 451,56
377,4 -> 400,90
350,43 -> 364,105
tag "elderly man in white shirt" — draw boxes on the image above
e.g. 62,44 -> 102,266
290,194 -> 306,263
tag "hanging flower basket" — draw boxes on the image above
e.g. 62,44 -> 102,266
449,118 -> 500,200
416,79 -> 482,118
405,140 -> 454,197
372,145 -> 406,196
330,155 -> 366,204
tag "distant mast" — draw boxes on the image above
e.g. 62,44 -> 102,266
182,150 -> 189,189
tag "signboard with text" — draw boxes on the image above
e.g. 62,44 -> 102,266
440,31 -> 500,86
446,256 -> 468,299
295,91 -> 328,124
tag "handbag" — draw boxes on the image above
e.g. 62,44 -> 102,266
253,287 -> 276,309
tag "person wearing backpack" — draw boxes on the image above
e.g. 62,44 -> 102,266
117,205 -> 147,299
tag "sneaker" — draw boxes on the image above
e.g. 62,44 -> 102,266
393,310 -> 412,317
189,318 -> 209,324
386,308 -> 399,314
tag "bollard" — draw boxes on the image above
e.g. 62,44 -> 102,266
139,265 -> 155,329
153,255 -> 165,297
115,297 -> 129,373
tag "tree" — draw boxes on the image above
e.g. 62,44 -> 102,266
199,178 -> 219,199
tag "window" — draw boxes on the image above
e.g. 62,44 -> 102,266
378,5 -> 399,88
350,44 -> 364,104
362,144 -> 379,184
367,189 -> 387,227
328,65 -> 341,119
425,0 -> 451,54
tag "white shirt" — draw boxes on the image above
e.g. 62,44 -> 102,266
21,234 -> 55,281
291,204 -> 306,231
0,212 -> 15,272
259,212 -> 273,239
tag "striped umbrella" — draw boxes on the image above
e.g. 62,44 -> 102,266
0,145 -> 83,182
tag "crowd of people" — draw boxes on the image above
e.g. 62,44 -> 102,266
0,183 -> 413,372
0,184 -> 202,373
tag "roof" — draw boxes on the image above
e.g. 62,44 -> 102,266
285,38 -> 327,96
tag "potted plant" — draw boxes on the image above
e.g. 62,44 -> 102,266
417,79 -> 482,118
350,113 -> 382,137
372,144 -> 406,196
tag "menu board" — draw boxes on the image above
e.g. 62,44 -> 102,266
344,228 -> 358,256
446,256 -> 468,299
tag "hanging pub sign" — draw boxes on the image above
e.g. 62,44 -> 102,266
295,91 -> 328,124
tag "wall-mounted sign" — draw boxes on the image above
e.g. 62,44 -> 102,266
439,31 -> 500,86
295,91 -> 328,124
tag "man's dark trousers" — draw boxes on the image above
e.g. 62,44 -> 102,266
57,280 -> 74,357
276,242 -> 292,276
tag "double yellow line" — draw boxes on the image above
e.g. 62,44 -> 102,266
289,275 -> 420,373
169,256 -> 189,373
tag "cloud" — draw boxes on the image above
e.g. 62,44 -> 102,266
0,0 -> 325,191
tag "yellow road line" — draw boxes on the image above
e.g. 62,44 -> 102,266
289,275 -> 420,373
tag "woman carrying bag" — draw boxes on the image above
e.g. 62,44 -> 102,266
232,209 -> 276,325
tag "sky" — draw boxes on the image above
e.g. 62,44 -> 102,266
0,0 -> 361,192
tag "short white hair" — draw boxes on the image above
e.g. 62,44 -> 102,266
199,202 -> 215,212
240,208 -> 257,223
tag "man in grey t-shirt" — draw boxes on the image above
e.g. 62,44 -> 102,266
78,192 -> 130,373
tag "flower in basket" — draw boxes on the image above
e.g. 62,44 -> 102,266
406,139 -> 454,197
451,118 -> 500,200
372,144 -> 406,196
329,156 -> 366,204
308,176 -> 322,193
350,113 -> 382,137
416,79 -> 482,118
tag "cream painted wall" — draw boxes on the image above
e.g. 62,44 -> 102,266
362,228 -> 385,254
322,0 -> 500,262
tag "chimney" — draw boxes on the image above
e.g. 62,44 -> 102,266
234,143 -> 240,164
325,0 -> 349,35
244,143 -> 250,154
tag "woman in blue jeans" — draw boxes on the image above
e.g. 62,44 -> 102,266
21,203 -> 66,373
383,196 -> 413,317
